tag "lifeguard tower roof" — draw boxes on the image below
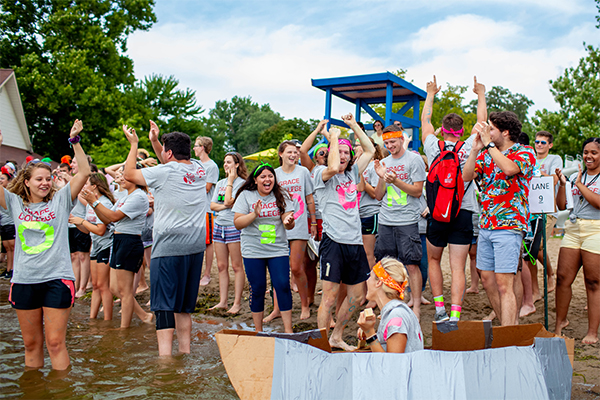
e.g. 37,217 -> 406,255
311,72 -> 426,150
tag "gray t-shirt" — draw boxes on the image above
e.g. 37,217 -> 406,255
85,195 -> 114,257
313,164 -> 362,245
112,188 -> 149,235
418,195 -> 428,235
232,190 -> 293,258
377,299 -> 424,353
538,154 -> 562,218
423,134 -> 478,213
201,159 -> 219,214
378,151 -> 427,226
3,184 -> 77,284
276,165 -> 314,241
68,197 -> 87,228
0,199 -> 14,226
141,159 -> 207,258
212,177 -> 245,227
569,172 -> 600,220
359,161 -> 381,218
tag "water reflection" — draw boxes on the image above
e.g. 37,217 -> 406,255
0,282 -> 239,399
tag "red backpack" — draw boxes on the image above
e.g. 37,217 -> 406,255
426,140 -> 465,223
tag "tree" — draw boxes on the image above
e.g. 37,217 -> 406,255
0,0 -> 156,160
88,74 -> 207,166
468,86 -> 535,135
533,44 -> 600,157
258,118 -> 316,150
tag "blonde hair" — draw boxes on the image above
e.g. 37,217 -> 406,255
196,136 -> 213,154
8,163 -> 57,206
376,257 -> 409,300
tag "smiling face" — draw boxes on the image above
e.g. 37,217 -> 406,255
583,142 -> 600,174
255,169 -> 274,196
279,144 -> 299,167
70,158 -> 79,174
0,174 -> 9,188
338,144 -> 352,172
383,137 -> 403,156
25,166 -> 53,202
373,121 -> 383,133
223,155 -> 238,174
534,135 -> 552,157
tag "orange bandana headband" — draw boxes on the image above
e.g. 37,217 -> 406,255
373,261 -> 408,299
382,130 -> 403,141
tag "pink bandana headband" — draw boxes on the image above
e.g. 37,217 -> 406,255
441,126 -> 464,137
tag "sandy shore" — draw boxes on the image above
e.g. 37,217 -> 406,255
194,237 -> 599,399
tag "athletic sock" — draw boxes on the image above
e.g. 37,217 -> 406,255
434,295 -> 445,313
450,304 -> 462,322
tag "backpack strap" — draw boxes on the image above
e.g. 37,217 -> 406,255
438,140 -> 446,153
453,140 -> 465,154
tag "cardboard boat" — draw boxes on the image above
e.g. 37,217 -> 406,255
216,321 -> 574,400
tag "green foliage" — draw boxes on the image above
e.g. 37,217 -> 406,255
533,44 -> 600,157
259,118 -> 315,150
0,0 -> 156,161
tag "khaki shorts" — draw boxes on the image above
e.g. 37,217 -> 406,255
561,219 -> 600,255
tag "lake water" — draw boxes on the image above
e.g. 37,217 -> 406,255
0,280 -> 241,399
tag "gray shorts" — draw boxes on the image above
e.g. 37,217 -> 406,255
374,223 -> 422,266
477,229 -> 523,274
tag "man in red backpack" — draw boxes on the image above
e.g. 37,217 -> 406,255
421,76 -> 488,322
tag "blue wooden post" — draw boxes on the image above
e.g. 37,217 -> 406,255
355,99 -> 361,122
325,88 -> 332,131
412,97 -> 421,151
385,83 -> 393,127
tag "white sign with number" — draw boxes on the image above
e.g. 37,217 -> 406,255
529,176 -> 555,214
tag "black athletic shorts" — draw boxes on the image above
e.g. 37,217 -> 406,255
69,227 -> 91,253
150,252 -> 204,313
91,246 -> 111,264
1,224 -> 16,241
426,209 -> 474,247
360,214 -> 379,235
523,218 -> 543,262
319,233 -> 370,285
110,234 -> 144,273
375,223 -> 422,266
10,279 -> 75,310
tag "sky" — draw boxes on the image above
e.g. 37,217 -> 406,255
126,0 -> 599,122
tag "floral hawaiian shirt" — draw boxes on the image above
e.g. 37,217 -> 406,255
474,143 -> 536,231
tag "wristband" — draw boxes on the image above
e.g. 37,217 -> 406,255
68,135 -> 81,145
227,184 -> 233,188
311,222 -> 317,226
92,200 -> 100,208
365,334 -> 378,345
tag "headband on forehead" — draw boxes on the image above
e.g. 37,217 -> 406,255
382,130 -> 403,141
441,126 -> 464,137
253,162 -> 272,176
312,143 -> 329,159
338,138 -> 355,157
373,261 -> 408,300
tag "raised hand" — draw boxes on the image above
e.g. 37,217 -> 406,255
123,125 -> 139,144
329,127 -> 341,140
253,199 -> 262,217
374,160 -> 386,178
426,75 -> 441,95
70,119 -> 83,138
80,187 -> 98,204
317,119 -> 329,132
142,157 -> 157,167
555,168 -> 567,186
473,76 -> 485,95
575,163 -> 583,185
149,120 -> 159,142
283,213 -> 294,229
341,113 -> 356,125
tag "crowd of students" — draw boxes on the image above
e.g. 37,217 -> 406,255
0,76 -> 599,372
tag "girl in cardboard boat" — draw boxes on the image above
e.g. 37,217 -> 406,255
357,257 -> 424,353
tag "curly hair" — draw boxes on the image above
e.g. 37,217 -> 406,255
7,163 -> 56,205
489,111 -> 522,143
234,164 -> 290,216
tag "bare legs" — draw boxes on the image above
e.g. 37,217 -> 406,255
156,313 -> 194,356
90,260 -> 112,320
16,307 -> 71,370
211,241 -> 245,313
318,280 -> 364,351
428,241 -> 468,320
72,251 -> 91,298
200,242 -> 214,285
110,269 -> 153,328
555,248 -> 599,344
2,239 -> 14,274
466,243 -> 480,293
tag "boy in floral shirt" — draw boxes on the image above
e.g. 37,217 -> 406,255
463,111 -> 535,326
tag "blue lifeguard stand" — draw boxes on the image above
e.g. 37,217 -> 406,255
311,72 -> 427,151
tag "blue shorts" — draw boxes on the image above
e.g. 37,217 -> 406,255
476,229 -> 523,274
360,214 -> 379,235
213,223 -> 241,244
150,252 -> 204,313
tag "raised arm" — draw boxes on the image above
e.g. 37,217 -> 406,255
322,127 -> 340,182
343,113 -> 374,175
421,76 -> 441,143
473,76 -> 487,124
69,120 -> 92,201
300,120 -> 328,171
122,125 -> 148,187
463,128 -> 485,182
104,162 -> 125,179
148,120 -> 165,164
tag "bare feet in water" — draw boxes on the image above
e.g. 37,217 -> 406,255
263,309 -> 281,323
519,304 -> 536,317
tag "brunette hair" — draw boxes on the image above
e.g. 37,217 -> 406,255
225,152 -> 248,179
8,163 -> 56,205
278,140 -> 297,166
234,164 -> 289,216
89,172 -> 115,204
489,111 -> 521,142
442,113 -> 464,132
535,131 -> 553,143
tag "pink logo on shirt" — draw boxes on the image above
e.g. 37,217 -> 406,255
336,182 -> 357,210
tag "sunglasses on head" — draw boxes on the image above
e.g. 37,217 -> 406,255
29,160 -> 51,167
535,140 -> 548,145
